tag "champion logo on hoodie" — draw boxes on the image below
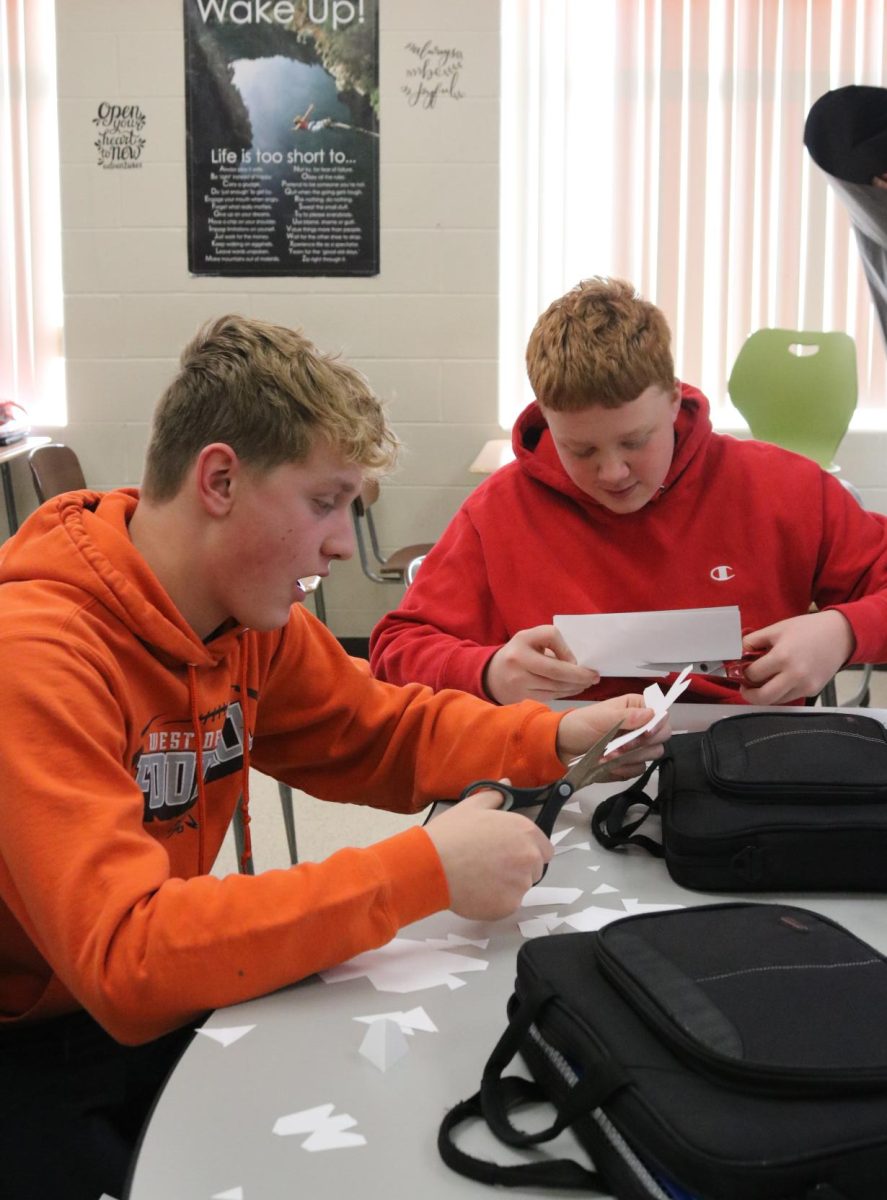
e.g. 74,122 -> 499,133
134,699 -> 247,822
710,564 -> 736,582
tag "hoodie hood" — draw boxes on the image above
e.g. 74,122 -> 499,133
511,383 -> 713,514
0,488 -> 232,669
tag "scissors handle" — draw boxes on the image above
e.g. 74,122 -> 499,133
458,779 -> 551,810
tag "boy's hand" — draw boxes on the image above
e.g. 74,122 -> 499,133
740,610 -> 855,705
484,625 -> 599,704
556,694 -> 672,780
425,787 -> 553,920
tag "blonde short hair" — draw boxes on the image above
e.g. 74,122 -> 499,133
525,277 -> 675,411
142,315 -> 398,501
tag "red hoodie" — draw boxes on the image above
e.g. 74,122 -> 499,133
371,386 -> 887,701
0,489 -> 566,1044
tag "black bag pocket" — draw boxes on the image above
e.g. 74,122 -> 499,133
702,711 -> 887,802
596,903 -> 887,1092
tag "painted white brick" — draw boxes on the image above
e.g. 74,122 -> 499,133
120,164 -> 187,227
56,0 -> 183,34
118,33 -> 187,97
383,162 -> 497,228
441,359 -> 499,423
383,0 -> 499,34
60,422 -> 130,490
63,229 -> 188,293
387,421 -> 504,487
56,34 -> 120,97
116,294 -> 252,356
65,359 -> 178,423
60,163 -> 121,230
438,230 -> 498,293
383,97 -> 497,165
351,359 -> 443,422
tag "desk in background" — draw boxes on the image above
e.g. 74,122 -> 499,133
0,436 -> 50,534
126,704 -> 887,1200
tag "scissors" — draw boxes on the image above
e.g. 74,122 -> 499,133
639,649 -> 764,682
457,722 -> 623,843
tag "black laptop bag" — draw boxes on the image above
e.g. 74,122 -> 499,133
590,711 -> 887,891
439,902 -> 887,1199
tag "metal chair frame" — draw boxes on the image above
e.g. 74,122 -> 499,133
351,478 -> 433,585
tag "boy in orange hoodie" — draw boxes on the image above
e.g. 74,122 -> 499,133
0,314 -> 665,1200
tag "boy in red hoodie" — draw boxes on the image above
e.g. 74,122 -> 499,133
371,277 -> 887,706
0,314 -> 665,1200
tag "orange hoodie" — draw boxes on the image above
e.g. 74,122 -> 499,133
0,490 -> 565,1044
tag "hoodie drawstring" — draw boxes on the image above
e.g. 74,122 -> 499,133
238,635 -> 253,873
187,635 -> 254,876
187,663 -> 208,875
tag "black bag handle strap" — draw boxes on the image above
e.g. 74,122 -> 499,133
478,980 -> 627,1147
591,760 -> 664,857
438,1081 -> 602,1190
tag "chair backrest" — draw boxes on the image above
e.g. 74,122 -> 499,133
28,443 -> 87,502
727,329 -> 858,469
352,476 -> 380,518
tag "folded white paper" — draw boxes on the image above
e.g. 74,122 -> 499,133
554,606 -> 742,676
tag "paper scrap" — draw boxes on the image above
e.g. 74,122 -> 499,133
592,883 -> 618,895
554,606 -> 742,675
520,885 -> 584,908
358,1017 -> 410,1072
562,799 -> 582,813
424,933 -> 490,950
605,665 -> 692,754
550,828 -> 571,845
519,917 -> 554,938
555,840 -> 591,856
273,1103 -> 366,1152
211,1189 -> 244,1199
195,1024 -> 256,1048
621,898 -> 686,915
353,1006 -> 437,1035
562,905 -> 627,932
321,938 -> 488,993
518,912 -> 564,938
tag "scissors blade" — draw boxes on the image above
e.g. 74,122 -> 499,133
561,722 -> 623,792
640,660 -> 727,677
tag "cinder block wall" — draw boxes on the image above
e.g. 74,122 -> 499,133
36,0 -> 503,636
13,0 -> 886,608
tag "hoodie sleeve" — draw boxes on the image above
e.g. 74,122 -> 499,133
812,469 -> 887,663
254,610 -> 566,808
369,506 -> 508,697
0,627 -> 565,1045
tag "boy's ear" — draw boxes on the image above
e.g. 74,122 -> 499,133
670,381 -> 682,419
195,443 -> 240,517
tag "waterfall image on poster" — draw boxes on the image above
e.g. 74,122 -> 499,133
184,0 -> 379,276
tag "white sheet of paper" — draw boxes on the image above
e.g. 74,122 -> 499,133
211,1189 -> 244,1200
554,606 -> 742,675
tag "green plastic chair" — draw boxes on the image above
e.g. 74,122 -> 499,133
727,328 -> 857,470
728,327 -> 869,707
